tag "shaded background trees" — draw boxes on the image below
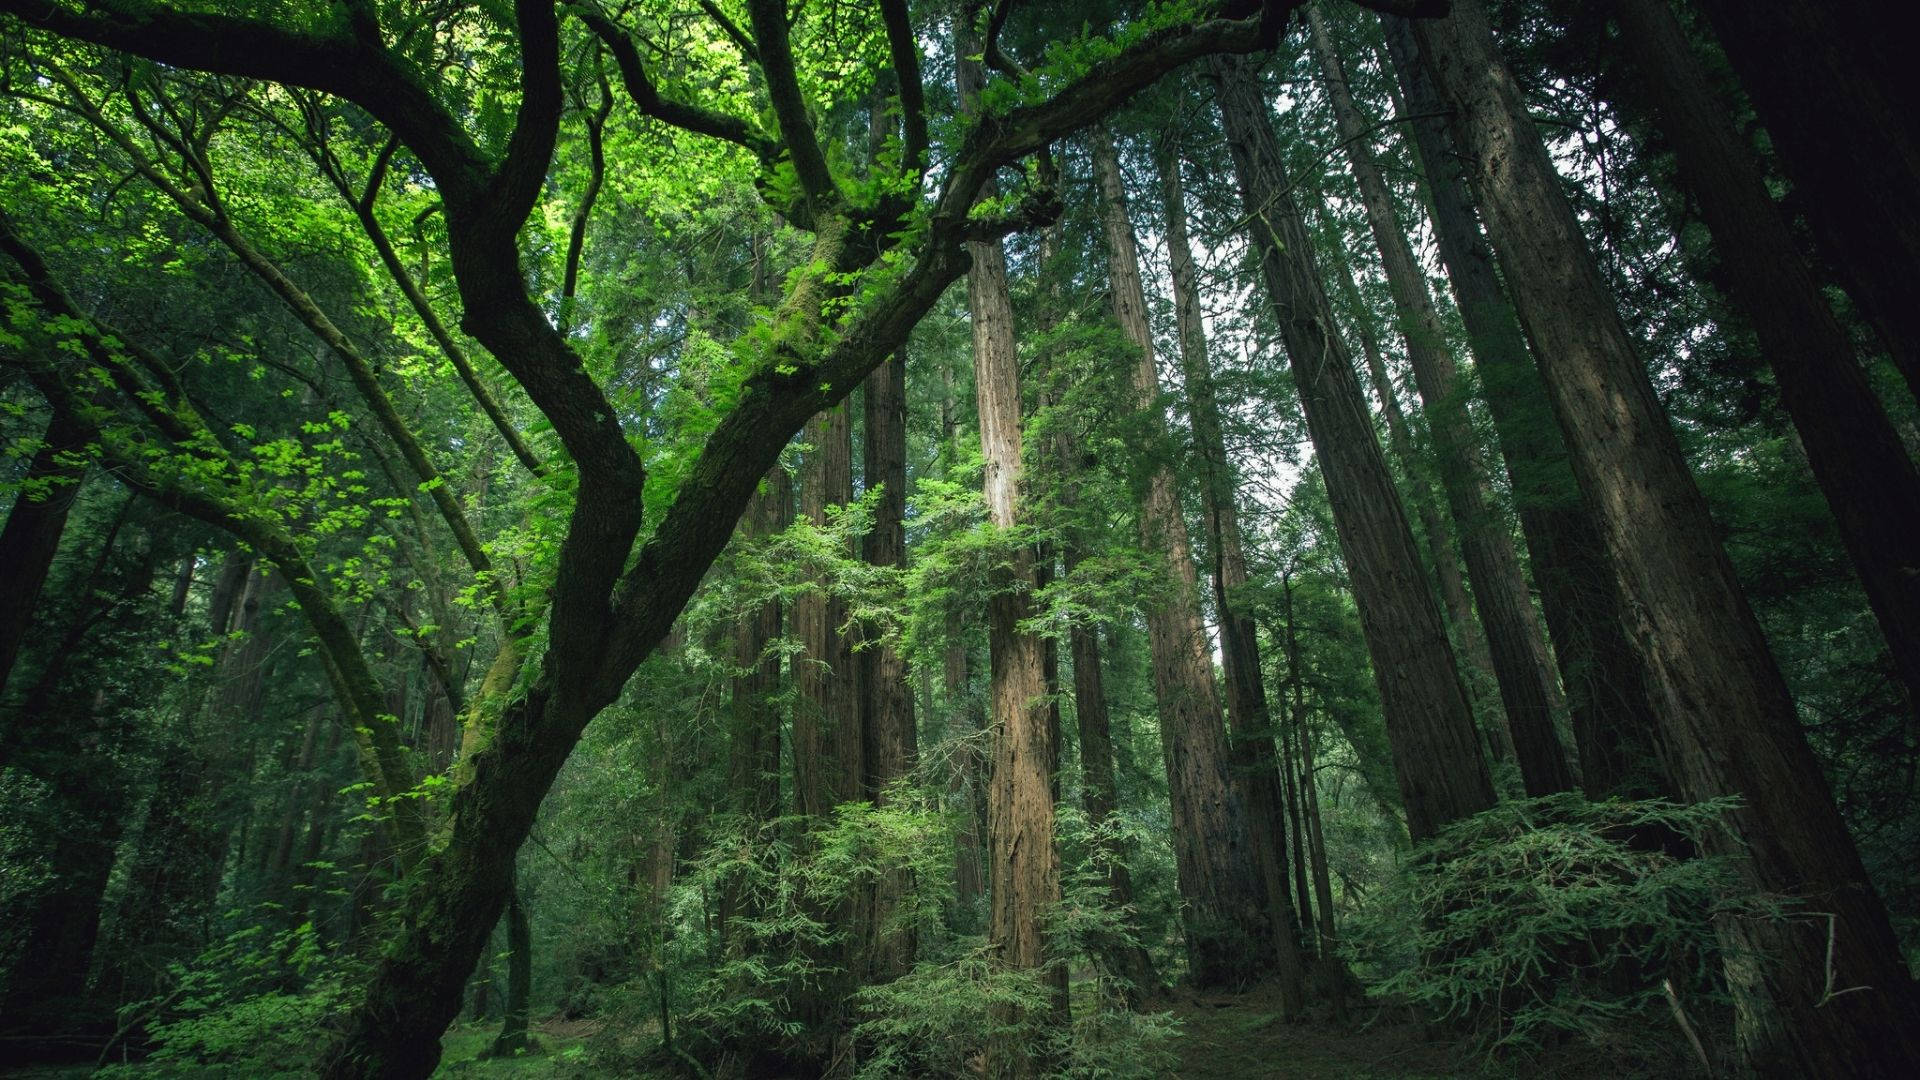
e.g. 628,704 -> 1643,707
2,0 -> 1917,1077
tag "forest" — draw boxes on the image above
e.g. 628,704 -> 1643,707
1,0 -> 1916,1076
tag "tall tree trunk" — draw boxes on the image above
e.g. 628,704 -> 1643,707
1308,6 -> 1573,797
1611,0 -> 1920,725
1685,0 -> 1920,407
792,400 -> 859,1060
489,867 -> 532,1057
1206,54 -> 1496,843
0,408 -> 88,698
1282,575 -> 1352,1015
941,352 -> 986,926
794,404 -> 859,819
958,34 -> 1066,1073
1380,15 -> 1664,799
1322,232 -> 1511,769
721,466 -> 788,945
1273,701 -> 1314,952
1324,239 -> 1495,714
1065,592 -> 1160,998
1408,2 -> 1920,1070
1159,143 -> 1310,1006
1092,125 -> 1290,993
945,600 -> 987,925
1036,221 -> 1160,999
861,346 -> 918,983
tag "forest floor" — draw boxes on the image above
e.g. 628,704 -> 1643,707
1166,984 -> 1461,1079
0,988 -> 1700,1078
1163,980 -> 1711,1080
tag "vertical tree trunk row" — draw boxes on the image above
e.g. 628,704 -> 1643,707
1207,53 -> 1496,843
1407,2 -> 1920,1070
1152,138 -> 1308,1003
1379,16 -> 1665,798
1685,0 -> 1920,407
1322,235 -> 1497,718
1091,125 -> 1294,993
1611,0 -> 1920,724
1309,5 -> 1573,798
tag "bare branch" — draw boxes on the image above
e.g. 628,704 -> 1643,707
578,8 -> 777,160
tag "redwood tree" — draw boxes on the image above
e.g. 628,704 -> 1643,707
1409,1 -> 1920,1069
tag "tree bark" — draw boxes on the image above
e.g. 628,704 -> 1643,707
1206,54 -> 1496,843
942,347 -> 987,926
1321,230 -> 1511,769
1686,0 -> 1920,408
1380,15 -> 1665,799
1323,238 -> 1495,715
861,346 -> 918,983
729,470 -> 788,825
794,402 -> 859,820
1159,144 -> 1308,1007
1409,2 -> 1920,1070
721,466 -> 788,947
0,409 -> 89,698
1092,125 -> 1288,993
1612,0 -> 1920,726
1309,6 -> 1573,797
959,35 -> 1066,1072
791,399 -> 860,1058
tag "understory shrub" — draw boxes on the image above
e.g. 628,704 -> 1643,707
1343,793 -> 1768,1053
852,946 -> 1181,1080
97,916 -> 353,1077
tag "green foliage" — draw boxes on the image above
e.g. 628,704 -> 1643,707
852,947 -> 1182,1080
1345,794 -> 1761,1052
98,918 -> 354,1079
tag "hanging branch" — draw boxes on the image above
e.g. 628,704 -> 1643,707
292,105 -> 549,479
45,65 -> 510,618
0,212 -> 425,860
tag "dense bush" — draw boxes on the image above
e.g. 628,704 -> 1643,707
97,918 -> 351,1078
1344,794 -> 1765,1053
